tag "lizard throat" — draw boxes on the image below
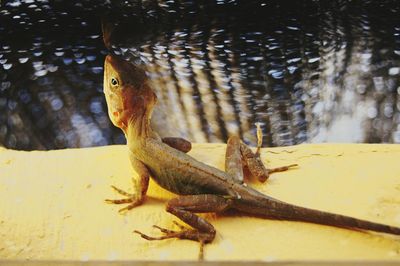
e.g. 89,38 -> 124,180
125,108 -> 152,141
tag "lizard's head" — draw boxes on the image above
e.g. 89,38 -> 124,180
104,55 -> 157,131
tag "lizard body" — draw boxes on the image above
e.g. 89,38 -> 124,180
103,54 -> 400,259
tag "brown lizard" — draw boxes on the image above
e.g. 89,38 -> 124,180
103,54 -> 400,260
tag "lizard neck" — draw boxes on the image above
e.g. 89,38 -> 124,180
124,107 -> 154,147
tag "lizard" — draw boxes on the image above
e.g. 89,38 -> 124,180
103,54 -> 400,260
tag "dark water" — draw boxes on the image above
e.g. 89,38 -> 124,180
1,0 -> 399,150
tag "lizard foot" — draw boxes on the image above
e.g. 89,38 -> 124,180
267,164 -> 298,175
105,185 -> 143,213
133,221 -> 214,260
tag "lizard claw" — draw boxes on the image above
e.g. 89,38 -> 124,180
133,223 -> 213,260
133,228 -> 180,240
105,185 -> 143,213
268,163 -> 299,174
152,225 -> 177,234
110,185 -> 133,197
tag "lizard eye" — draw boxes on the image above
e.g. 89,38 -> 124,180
111,77 -> 119,87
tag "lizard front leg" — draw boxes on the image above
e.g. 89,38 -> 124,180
105,157 -> 150,213
134,194 -> 233,260
162,137 -> 192,153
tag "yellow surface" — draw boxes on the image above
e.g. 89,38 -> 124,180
0,144 -> 400,261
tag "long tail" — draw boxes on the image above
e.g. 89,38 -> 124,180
235,195 -> 400,235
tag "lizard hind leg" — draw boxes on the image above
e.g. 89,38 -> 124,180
133,194 -> 233,260
239,123 -> 297,183
225,136 -> 245,183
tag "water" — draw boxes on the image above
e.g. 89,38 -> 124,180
0,0 -> 399,150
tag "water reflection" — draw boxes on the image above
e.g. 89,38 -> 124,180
0,0 -> 117,149
0,0 -> 399,150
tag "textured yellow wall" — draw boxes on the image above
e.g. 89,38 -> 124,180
0,144 -> 400,261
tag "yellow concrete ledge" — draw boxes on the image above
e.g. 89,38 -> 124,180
0,144 -> 400,261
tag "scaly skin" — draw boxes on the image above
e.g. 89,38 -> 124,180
103,54 -> 400,260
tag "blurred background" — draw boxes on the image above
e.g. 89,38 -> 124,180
0,0 -> 399,150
